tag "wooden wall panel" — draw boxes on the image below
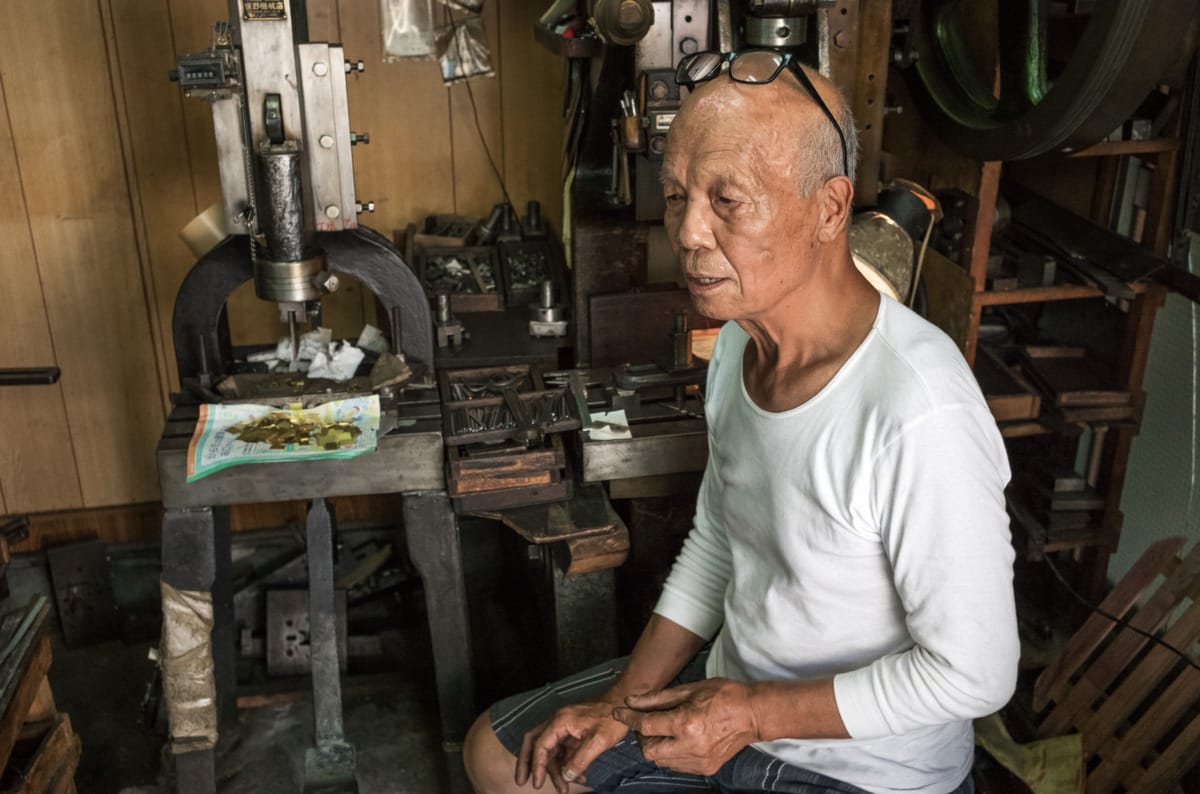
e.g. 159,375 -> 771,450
340,0 -> 455,239
0,0 -> 163,508
449,4 -> 506,218
499,1 -> 566,230
104,0 -> 203,401
0,81 -> 83,515
169,0 -> 227,215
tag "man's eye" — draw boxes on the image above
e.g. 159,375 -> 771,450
715,196 -> 739,207
664,193 -> 685,205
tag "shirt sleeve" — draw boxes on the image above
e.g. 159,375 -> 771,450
652,323 -> 739,638
833,403 -> 1019,739
652,461 -> 732,639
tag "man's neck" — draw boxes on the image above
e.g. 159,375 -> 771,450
739,256 -> 880,412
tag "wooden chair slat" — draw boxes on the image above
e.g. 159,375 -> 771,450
1034,537 -> 1185,710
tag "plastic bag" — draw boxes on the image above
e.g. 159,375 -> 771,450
435,11 -> 494,83
381,0 -> 437,59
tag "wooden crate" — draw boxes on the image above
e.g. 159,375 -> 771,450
0,601 -> 78,794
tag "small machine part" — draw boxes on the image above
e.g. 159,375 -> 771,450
591,0 -> 655,45
744,15 -> 807,48
435,293 -> 466,350
530,280 -> 568,338
495,203 -> 522,243
46,539 -> 119,649
265,588 -> 348,676
614,312 -> 707,393
524,200 -> 547,238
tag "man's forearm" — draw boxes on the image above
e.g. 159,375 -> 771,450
606,613 -> 707,702
747,678 -> 850,741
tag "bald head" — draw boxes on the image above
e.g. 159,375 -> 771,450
668,64 -> 857,195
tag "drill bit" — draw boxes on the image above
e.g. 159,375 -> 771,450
288,310 -> 299,362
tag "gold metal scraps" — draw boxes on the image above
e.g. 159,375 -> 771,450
228,413 -> 362,450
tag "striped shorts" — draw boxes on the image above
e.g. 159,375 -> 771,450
489,652 -> 976,793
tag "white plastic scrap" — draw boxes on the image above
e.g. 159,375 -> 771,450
274,327 -> 333,363
308,341 -> 365,381
356,324 -> 391,354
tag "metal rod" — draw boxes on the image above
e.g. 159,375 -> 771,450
305,497 -> 345,746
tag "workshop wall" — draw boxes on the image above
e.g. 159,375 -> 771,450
0,0 -> 564,529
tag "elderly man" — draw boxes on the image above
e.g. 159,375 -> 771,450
463,50 -> 1018,794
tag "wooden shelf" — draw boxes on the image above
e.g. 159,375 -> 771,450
976,282 -> 1104,306
1068,137 -> 1179,158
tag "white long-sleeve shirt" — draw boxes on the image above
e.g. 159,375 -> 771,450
654,295 -> 1019,794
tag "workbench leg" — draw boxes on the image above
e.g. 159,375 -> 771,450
302,497 -> 356,789
545,549 -> 617,677
210,507 -> 236,727
402,492 -> 474,794
161,506 -> 235,794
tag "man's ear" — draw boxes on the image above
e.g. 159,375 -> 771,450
816,176 -> 854,242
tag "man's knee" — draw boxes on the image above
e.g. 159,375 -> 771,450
464,709 -> 515,794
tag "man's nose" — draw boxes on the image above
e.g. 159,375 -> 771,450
675,200 -> 715,251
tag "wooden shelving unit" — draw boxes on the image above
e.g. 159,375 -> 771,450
884,70 -> 1184,598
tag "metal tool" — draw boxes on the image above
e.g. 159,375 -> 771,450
529,280 -> 568,337
170,0 -> 418,389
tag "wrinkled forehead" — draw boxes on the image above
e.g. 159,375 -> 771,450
662,80 -> 804,182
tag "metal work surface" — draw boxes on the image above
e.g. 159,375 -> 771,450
157,429 -> 444,508
582,417 -> 708,482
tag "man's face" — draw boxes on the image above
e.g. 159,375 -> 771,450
662,83 -> 822,322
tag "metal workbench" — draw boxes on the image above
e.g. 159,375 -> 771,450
156,391 -> 474,793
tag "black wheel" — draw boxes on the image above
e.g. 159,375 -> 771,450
904,0 -> 1199,160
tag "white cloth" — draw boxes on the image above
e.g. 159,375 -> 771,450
654,295 -> 1019,794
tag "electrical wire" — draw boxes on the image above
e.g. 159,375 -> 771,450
1041,552 -> 1200,674
443,7 -> 522,231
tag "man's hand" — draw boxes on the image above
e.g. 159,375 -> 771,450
611,678 -> 761,776
516,698 -> 629,793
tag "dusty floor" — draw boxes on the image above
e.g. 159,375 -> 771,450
7,517 -> 551,794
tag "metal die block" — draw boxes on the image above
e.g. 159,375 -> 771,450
265,589 -> 348,676
46,539 -> 119,648
298,43 -> 356,232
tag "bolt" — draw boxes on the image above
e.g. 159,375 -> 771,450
834,30 -> 848,48
312,61 -> 329,77
324,204 -> 341,219
317,273 -> 339,293
350,131 -> 370,145
540,280 -> 555,309
319,134 -> 335,149
680,36 -> 698,54
355,200 -> 376,214
345,59 -> 365,73
777,25 -> 791,39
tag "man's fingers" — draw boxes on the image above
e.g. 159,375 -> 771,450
612,707 -> 675,738
547,753 -> 569,794
559,729 -> 615,787
625,685 -> 693,711
515,729 -> 535,785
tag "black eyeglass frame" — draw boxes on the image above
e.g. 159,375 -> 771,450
674,49 -> 850,180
